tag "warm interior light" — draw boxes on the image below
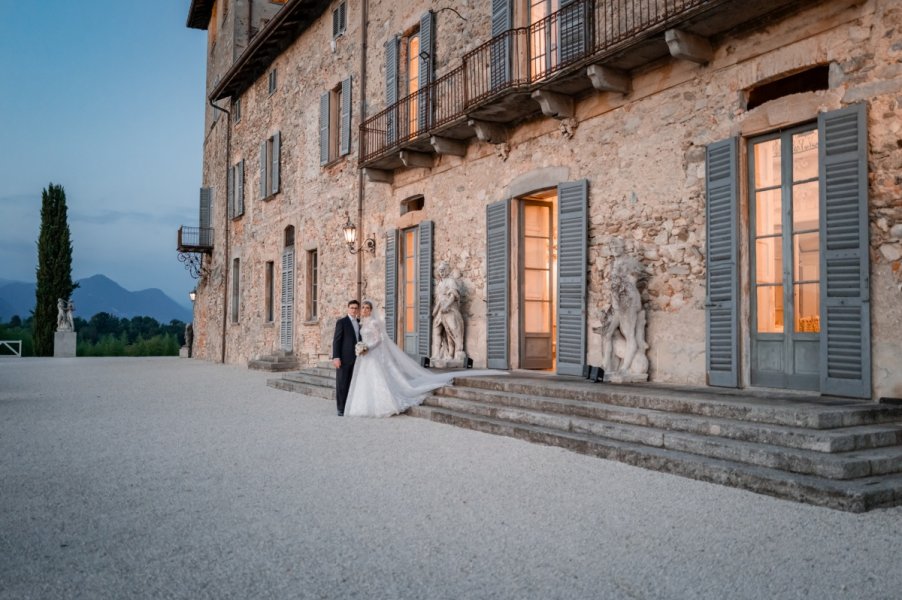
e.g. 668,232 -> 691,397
189,289 -> 197,302
342,214 -> 357,246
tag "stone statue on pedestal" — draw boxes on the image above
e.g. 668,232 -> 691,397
56,298 -> 75,332
54,298 -> 77,357
431,261 -> 466,367
593,243 -> 649,382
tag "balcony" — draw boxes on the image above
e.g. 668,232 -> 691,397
177,226 -> 214,279
359,0 -> 805,171
177,226 -> 214,253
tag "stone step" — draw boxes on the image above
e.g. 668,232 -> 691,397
422,395 -> 902,480
452,376 -> 902,429
266,377 -> 334,400
432,386 -> 902,453
248,358 -> 300,372
280,370 -> 336,388
407,404 -> 902,512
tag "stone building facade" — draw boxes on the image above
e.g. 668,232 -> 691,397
183,0 -> 902,400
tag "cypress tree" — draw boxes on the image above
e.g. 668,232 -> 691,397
33,183 -> 78,356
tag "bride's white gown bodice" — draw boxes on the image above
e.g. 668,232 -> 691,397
345,316 -> 495,417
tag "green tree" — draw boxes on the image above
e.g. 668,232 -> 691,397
33,183 -> 78,355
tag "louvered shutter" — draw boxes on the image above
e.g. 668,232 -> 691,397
340,77 -> 352,156
490,0 -> 512,90
558,0 -> 589,65
199,187 -> 212,246
385,229 -> 399,343
417,10 -> 435,133
417,220 -> 434,359
280,248 -> 294,351
557,180 -> 588,375
486,199 -> 510,369
271,132 -> 280,195
385,35 -> 400,145
320,92 -> 330,165
705,138 -> 739,387
227,165 -> 235,218
259,141 -> 267,198
236,160 -> 245,216
818,104 -> 871,398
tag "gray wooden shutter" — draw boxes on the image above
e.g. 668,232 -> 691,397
486,199 -> 510,369
320,92 -> 330,165
385,35 -> 400,145
340,77 -> 352,156
271,132 -> 280,195
557,180 -> 588,376
417,220 -> 434,359
227,165 -> 235,218
259,140 -> 267,198
705,138 -> 740,387
199,187 -> 212,246
559,0 -> 589,65
385,229 -> 399,343
417,10 -> 435,133
236,160 -> 245,216
818,104 -> 871,398
490,0 -> 512,90
281,248 -> 294,351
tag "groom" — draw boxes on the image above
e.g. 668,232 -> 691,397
331,299 -> 361,416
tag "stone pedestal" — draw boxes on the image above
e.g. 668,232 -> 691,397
429,357 -> 466,369
54,331 -> 76,358
604,372 -> 649,383
179,346 -> 190,358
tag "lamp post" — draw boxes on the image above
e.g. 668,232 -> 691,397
189,289 -> 197,303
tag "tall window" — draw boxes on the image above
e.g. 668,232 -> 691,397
528,0 -> 560,79
265,261 -> 274,323
231,258 -> 241,323
406,32 -> 420,135
306,249 -> 319,320
401,228 -> 417,339
332,1 -> 346,38
260,132 -> 280,199
751,126 -> 820,334
320,78 -> 351,164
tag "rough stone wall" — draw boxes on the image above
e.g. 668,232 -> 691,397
191,0 -> 901,398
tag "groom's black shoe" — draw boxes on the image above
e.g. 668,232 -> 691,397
337,410 -> 344,416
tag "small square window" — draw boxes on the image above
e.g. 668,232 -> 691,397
268,69 -> 277,95
332,2 -> 346,38
233,98 -> 241,123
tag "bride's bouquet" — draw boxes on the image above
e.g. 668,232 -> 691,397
355,341 -> 368,356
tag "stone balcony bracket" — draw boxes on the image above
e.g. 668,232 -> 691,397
665,29 -> 713,65
399,150 -> 435,169
364,168 -> 393,184
468,119 -> 509,144
430,136 -> 468,157
586,64 -> 631,95
531,90 -> 575,119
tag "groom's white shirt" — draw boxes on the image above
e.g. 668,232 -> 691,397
348,313 -> 360,339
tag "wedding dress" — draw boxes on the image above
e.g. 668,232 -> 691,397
345,308 -> 499,417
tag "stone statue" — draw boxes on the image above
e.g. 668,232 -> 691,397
431,261 -> 466,365
185,323 -> 194,358
56,298 -> 75,332
593,246 -> 649,382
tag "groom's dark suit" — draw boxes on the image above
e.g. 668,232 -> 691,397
332,315 -> 361,415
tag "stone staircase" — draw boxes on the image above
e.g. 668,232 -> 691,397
267,365 -> 335,399
247,350 -> 300,372
266,368 -> 902,511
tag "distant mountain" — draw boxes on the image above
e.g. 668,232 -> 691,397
0,275 -> 192,324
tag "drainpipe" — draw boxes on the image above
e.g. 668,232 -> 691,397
209,98 -> 231,364
356,0 -> 369,301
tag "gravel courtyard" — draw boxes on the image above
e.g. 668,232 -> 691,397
1,357 -> 900,599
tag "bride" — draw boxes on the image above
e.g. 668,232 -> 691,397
345,300 -> 499,417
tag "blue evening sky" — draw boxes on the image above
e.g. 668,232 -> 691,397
0,1 -> 206,305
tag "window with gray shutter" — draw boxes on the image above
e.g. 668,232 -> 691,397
558,0 -> 590,64
227,165 -> 235,219
199,187 -> 212,246
486,199 -> 510,369
281,248 -> 294,351
818,104 -> 870,398
705,138 -> 740,387
417,220 -> 434,359
236,160 -> 245,216
259,141 -> 267,199
417,11 -> 434,133
556,180 -> 588,376
490,0 -> 512,90
340,77 -> 352,157
385,35 -> 400,145
332,1 -> 346,38
385,229 -> 399,342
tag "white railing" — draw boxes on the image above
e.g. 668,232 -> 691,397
0,340 -> 22,357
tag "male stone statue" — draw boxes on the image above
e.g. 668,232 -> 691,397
431,261 -> 466,364
593,243 -> 649,382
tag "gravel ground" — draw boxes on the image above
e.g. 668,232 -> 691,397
1,357 -> 900,600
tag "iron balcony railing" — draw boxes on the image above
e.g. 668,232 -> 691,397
177,226 -> 214,252
360,0 -> 713,165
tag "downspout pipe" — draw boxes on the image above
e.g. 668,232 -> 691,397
356,0 -> 368,301
209,98 -> 231,364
